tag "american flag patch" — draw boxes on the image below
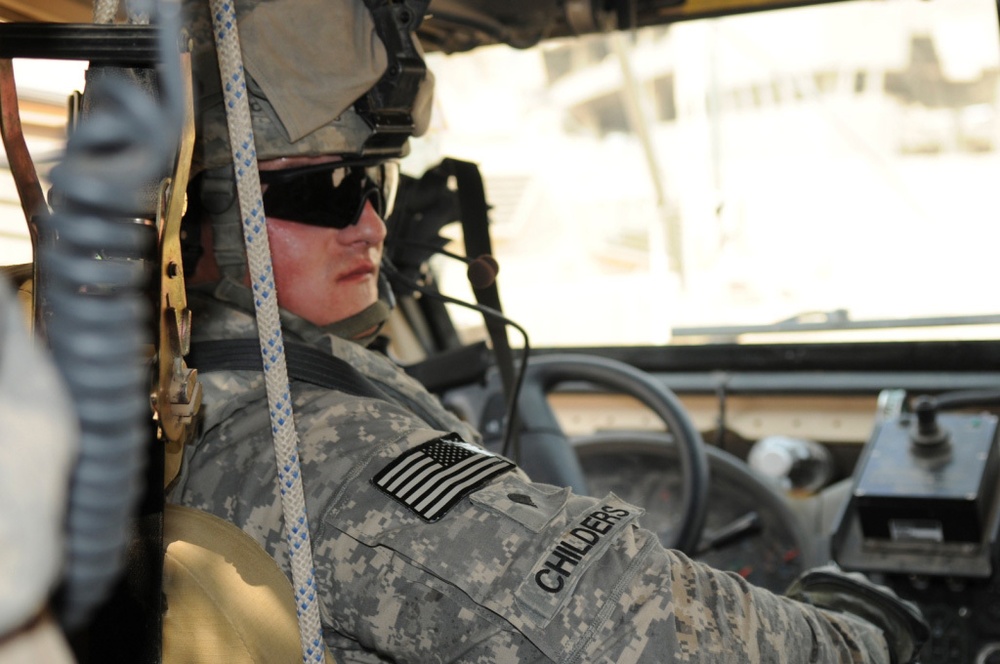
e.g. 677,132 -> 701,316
372,433 -> 514,522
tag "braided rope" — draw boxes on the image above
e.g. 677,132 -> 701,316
125,0 -> 151,25
92,0 -> 117,23
208,1 -> 324,661
93,0 -> 150,25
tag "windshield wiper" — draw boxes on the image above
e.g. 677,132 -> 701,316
672,309 -> 1000,341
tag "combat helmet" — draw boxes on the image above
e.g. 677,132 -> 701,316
182,0 -> 434,281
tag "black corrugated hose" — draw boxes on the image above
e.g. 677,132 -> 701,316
43,0 -> 183,630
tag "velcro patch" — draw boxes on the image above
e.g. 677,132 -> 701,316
516,495 -> 640,622
372,432 -> 515,522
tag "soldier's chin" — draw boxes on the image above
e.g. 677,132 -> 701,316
329,289 -> 380,322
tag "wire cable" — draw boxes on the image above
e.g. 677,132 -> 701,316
381,259 -> 530,462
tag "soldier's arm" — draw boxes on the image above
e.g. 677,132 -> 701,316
310,422 -> 894,664
597,540 -> 892,663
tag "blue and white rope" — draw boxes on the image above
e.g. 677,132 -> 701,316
92,0 -> 117,23
92,0 -> 150,24
209,1 -> 325,661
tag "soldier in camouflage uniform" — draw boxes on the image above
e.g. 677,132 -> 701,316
169,0 -> 925,661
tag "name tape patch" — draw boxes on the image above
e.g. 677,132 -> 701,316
517,497 -> 639,622
372,432 -> 514,522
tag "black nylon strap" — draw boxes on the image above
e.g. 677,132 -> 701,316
188,339 -> 390,402
356,0 -> 430,156
441,158 -> 516,403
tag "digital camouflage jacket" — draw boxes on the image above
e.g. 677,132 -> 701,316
169,291 -> 891,664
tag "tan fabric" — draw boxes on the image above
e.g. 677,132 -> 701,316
162,504 -> 336,664
240,0 -> 388,143
186,0 -> 373,171
0,612 -> 75,664
186,0 -> 435,172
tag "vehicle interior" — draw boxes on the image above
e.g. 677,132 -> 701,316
1,0 -> 999,663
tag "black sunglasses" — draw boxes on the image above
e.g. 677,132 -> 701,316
258,157 -> 400,229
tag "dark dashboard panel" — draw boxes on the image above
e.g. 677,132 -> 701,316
534,340 -> 1000,376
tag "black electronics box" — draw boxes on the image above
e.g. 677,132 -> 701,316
852,413 -> 999,544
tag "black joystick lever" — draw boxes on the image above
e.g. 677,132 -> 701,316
909,396 -> 950,452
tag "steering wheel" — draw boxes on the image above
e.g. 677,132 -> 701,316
513,354 -> 710,555
574,431 -> 818,592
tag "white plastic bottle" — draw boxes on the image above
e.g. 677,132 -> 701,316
747,435 -> 833,495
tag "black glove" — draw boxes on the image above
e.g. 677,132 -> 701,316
785,564 -> 929,664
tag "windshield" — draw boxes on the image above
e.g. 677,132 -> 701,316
407,0 -> 1000,347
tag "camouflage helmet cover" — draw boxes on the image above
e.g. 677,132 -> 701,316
186,0 -> 433,173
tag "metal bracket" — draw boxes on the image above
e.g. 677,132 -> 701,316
0,23 -> 159,64
356,0 -> 431,156
150,49 -> 202,487
0,58 -> 50,335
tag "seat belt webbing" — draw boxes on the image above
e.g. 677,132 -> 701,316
188,339 -> 390,402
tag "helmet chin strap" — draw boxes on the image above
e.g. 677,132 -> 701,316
208,2 -> 324,662
320,299 -> 392,347
198,164 -> 249,284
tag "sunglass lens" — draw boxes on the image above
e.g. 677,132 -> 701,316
262,162 -> 392,229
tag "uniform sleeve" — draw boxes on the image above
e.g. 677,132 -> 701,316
312,427 -> 891,664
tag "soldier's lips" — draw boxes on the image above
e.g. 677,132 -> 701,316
337,264 -> 376,283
